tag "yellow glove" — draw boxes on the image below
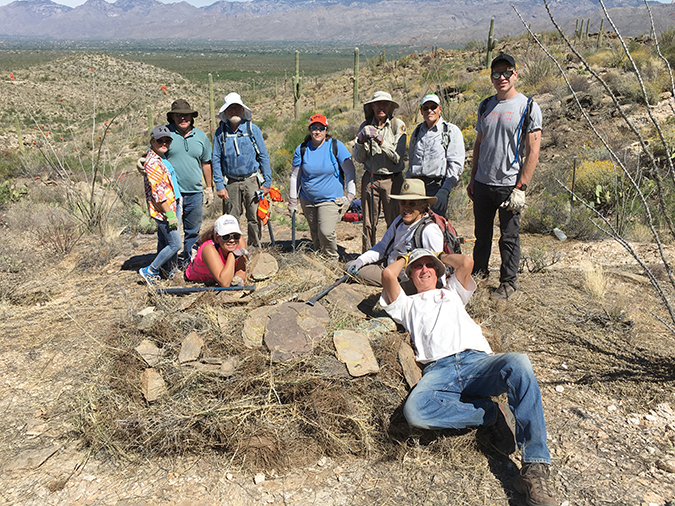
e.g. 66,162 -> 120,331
435,251 -> 444,259
395,252 -> 411,267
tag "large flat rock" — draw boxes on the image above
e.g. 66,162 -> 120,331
179,332 -> 204,363
141,368 -> 166,402
398,340 -> 422,388
333,330 -> 379,377
263,302 -> 329,362
242,306 -> 274,348
250,252 -> 279,281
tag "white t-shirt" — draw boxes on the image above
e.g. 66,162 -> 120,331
380,274 -> 492,364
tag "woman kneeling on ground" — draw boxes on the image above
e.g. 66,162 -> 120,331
288,114 -> 356,259
139,125 -> 182,285
185,214 -> 248,287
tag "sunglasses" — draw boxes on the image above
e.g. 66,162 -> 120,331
412,261 -> 437,271
310,125 -> 327,131
491,70 -> 515,80
220,233 -> 241,242
421,104 -> 439,112
154,138 -> 172,145
400,200 -> 423,208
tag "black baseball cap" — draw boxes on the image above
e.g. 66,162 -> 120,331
491,53 -> 516,69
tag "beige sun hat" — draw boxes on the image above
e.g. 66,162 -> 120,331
389,178 -> 437,205
364,91 -> 399,120
404,248 -> 446,279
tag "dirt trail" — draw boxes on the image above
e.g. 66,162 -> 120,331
1,219 -> 675,505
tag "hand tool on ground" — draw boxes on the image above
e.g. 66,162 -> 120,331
156,285 -> 256,295
306,274 -> 349,306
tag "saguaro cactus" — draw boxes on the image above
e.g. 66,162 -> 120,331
147,105 -> 154,134
208,73 -> 216,142
485,18 -> 496,68
585,18 -> 590,39
598,18 -> 605,47
292,51 -> 302,121
353,47 -> 359,110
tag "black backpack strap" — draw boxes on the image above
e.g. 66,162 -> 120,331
412,215 -> 433,250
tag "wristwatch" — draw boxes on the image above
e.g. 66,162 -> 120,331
516,182 -> 528,191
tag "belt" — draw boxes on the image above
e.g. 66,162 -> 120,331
417,175 -> 444,183
369,172 -> 399,179
227,173 -> 256,183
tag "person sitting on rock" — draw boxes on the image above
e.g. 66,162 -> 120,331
380,248 -> 557,506
345,178 -> 443,294
185,214 -> 248,287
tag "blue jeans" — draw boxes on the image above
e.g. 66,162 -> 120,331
403,350 -> 551,464
180,192 -> 203,263
151,218 -> 182,274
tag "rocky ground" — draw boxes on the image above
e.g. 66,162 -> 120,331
1,206 -> 675,506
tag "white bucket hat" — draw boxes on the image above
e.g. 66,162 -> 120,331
213,214 -> 242,237
218,92 -> 252,123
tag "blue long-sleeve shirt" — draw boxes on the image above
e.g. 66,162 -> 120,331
212,120 -> 272,191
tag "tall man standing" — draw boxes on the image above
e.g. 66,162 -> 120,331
407,93 -> 465,218
165,99 -> 213,266
354,91 -> 407,252
212,92 -> 272,249
467,54 -> 542,300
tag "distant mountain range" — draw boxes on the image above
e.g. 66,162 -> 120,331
0,0 -> 672,43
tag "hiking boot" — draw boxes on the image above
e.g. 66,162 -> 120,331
477,402 -> 516,456
514,463 -> 557,506
139,266 -> 160,286
492,282 -> 516,300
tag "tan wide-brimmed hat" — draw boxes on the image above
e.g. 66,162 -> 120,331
364,91 -> 399,120
389,178 -> 437,205
404,248 -> 446,279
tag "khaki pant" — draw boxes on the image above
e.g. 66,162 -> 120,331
361,172 -> 404,252
222,176 -> 262,248
300,198 -> 341,259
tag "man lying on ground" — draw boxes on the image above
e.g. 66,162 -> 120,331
380,248 -> 557,506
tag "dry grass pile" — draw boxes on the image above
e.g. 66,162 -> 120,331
76,252 -> 414,471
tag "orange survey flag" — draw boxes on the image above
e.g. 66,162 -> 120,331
257,196 -> 270,225
268,186 -> 282,202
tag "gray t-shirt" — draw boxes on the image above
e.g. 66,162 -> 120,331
475,92 -> 542,186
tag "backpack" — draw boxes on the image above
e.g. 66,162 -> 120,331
409,120 -> 451,153
220,120 -> 265,183
478,95 -> 533,168
382,210 -> 461,263
300,137 -> 343,182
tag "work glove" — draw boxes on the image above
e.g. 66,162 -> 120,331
500,188 -> 527,212
165,209 -> 178,230
203,187 -> 214,206
288,197 -> 298,215
136,157 -> 147,175
396,252 -> 412,267
356,125 -> 378,144
346,258 -> 364,275
346,192 -> 355,209
233,248 -> 250,260
231,275 -> 244,287
430,188 -> 449,217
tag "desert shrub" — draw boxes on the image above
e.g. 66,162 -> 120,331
521,57 -> 557,88
461,125 -> 477,151
520,190 -> 571,234
443,101 -> 477,132
37,206 -> 83,254
570,159 -> 618,211
464,40 -> 486,51
0,180 -> 28,208
624,47 -> 663,81
568,73 -> 591,93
